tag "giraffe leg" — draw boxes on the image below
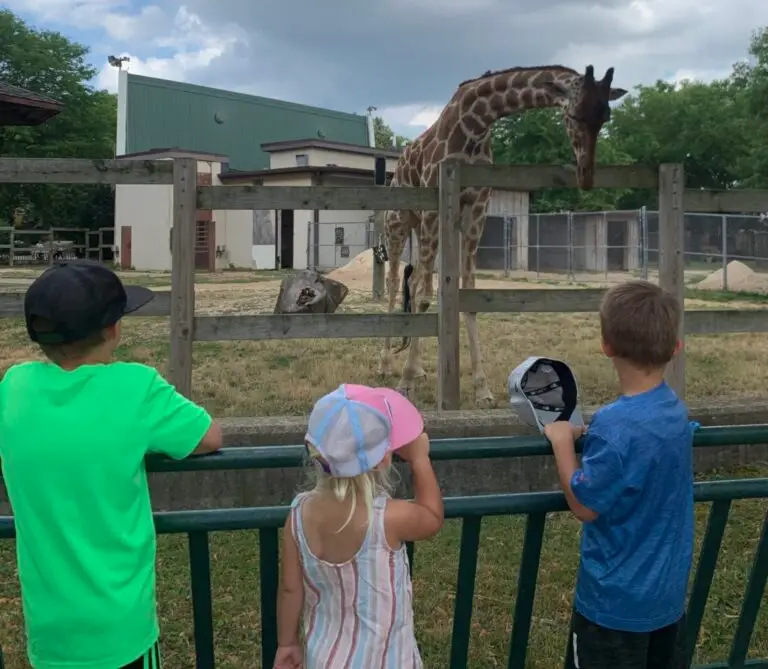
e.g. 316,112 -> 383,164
397,213 -> 436,395
378,212 -> 410,377
462,216 -> 495,407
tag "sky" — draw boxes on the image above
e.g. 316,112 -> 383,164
7,0 -> 764,139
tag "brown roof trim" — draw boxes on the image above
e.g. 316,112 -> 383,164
117,147 -> 229,161
219,165 -> 394,182
260,138 -> 401,159
0,82 -> 63,126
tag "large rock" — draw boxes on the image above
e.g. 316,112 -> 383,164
273,270 -> 349,314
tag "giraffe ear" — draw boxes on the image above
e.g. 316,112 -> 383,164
608,87 -> 628,101
542,80 -> 570,100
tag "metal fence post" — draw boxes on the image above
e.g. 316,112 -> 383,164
567,211 -> 574,281
641,206 -> 649,279
602,211 -> 609,279
721,214 -> 728,291
503,216 -> 510,277
535,213 -> 540,279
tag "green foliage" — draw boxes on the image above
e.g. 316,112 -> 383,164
0,9 -> 116,230
372,116 -> 411,150
491,26 -> 768,212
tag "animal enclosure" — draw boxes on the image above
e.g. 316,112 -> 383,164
1,158 -> 768,412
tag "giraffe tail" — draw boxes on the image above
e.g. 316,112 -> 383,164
393,263 -> 414,354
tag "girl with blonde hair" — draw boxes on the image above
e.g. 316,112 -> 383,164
273,384 -> 444,669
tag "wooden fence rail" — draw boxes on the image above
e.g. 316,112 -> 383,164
1,292 -> 766,337
2,157 -> 768,409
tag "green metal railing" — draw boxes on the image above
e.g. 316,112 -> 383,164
1,425 -> 767,669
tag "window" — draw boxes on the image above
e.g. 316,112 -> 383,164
295,153 -> 309,167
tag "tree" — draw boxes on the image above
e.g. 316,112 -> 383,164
491,109 -> 634,212
372,116 -> 411,150
729,27 -> 768,187
0,9 -> 116,231
609,79 -> 751,191
489,26 -> 768,212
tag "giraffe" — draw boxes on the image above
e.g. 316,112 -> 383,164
376,64 -> 628,406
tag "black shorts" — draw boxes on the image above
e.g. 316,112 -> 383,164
564,610 -> 686,669
121,641 -> 162,669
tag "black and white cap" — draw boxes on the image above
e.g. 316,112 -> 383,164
507,356 -> 584,433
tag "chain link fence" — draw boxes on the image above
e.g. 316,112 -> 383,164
303,211 -> 768,289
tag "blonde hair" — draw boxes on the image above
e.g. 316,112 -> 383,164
304,444 -> 397,533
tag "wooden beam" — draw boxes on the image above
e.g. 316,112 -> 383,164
685,310 -> 768,335
193,313 -> 438,341
659,163 -> 686,397
0,158 -> 174,184
459,288 -> 605,313
459,164 -> 658,190
438,160 -> 462,411
685,189 -> 768,214
197,185 -> 438,211
0,290 -> 172,318
2,289 -> 766,337
169,158 -> 198,397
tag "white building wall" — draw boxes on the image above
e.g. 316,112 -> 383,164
115,182 -> 173,271
309,149 -> 398,172
264,175 -> 313,270
486,189 -> 530,270
116,158 -> 258,271
210,165 -> 253,270
268,147 -> 398,172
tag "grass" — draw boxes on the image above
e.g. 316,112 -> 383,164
1,268 -> 768,416
0,269 -> 766,667
0,466 -> 766,668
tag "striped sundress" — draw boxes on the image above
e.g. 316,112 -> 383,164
290,491 -> 423,669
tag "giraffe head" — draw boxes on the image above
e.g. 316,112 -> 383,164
543,65 -> 627,190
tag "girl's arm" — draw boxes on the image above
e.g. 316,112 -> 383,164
277,514 -> 304,652
386,433 -> 444,544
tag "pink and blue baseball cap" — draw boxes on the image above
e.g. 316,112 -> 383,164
305,383 -> 425,478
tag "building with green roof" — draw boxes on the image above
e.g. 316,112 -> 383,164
115,72 -> 372,169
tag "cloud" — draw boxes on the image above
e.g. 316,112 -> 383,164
8,0 -> 762,140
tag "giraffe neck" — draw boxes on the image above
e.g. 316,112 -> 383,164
444,66 -> 580,143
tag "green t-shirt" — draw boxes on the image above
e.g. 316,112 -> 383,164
0,361 -> 212,669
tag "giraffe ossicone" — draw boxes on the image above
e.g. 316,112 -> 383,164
377,64 -> 628,407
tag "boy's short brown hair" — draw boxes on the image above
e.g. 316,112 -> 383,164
599,280 -> 680,368
33,320 -> 107,364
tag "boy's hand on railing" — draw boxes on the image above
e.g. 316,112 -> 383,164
273,643 -> 303,669
544,421 -> 586,445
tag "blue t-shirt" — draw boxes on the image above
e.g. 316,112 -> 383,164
570,381 -> 694,633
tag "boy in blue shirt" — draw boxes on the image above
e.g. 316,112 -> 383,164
544,280 -> 694,669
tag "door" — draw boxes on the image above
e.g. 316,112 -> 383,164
279,210 -> 294,269
195,219 -> 215,271
607,219 -> 628,271
120,226 -> 132,269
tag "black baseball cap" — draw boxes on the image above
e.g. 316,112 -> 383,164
24,260 -> 156,344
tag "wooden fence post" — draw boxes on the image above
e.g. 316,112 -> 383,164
169,157 -> 197,397
659,163 -> 686,397
437,160 -> 462,411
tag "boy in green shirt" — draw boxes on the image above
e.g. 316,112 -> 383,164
0,260 -> 222,669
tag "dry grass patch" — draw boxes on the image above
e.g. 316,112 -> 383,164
2,275 -> 768,415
